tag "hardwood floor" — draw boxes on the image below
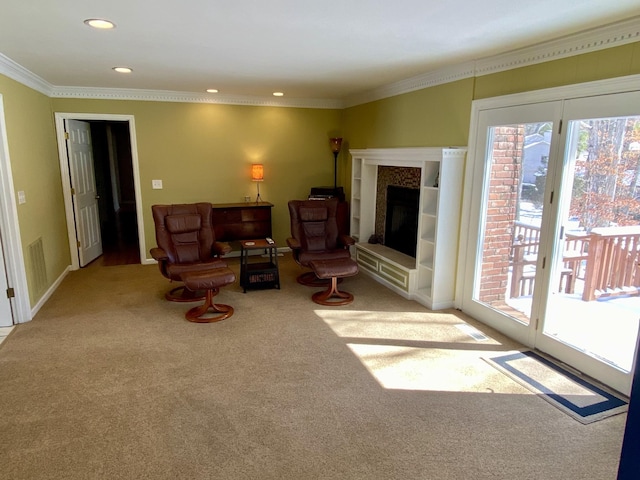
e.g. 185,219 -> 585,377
100,243 -> 140,266
97,207 -> 140,266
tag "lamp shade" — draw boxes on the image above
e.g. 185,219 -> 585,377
251,164 -> 264,182
329,137 -> 343,153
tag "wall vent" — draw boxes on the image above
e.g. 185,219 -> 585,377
29,237 -> 47,295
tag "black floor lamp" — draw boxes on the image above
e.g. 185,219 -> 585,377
329,137 -> 343,189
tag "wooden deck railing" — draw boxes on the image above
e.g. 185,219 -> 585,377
510,223 -> 640,301
582,226 -> 640,301
513,221 -> 541,257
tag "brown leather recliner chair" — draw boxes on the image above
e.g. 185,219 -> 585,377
287,198 -> 355,285
151,203 -> 232,301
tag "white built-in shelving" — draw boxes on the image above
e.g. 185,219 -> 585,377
349,147 -> 466,310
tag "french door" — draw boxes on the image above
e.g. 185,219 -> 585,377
462,88 -> 640,395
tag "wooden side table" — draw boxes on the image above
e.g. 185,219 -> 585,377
239,239 -> 280,292
211,202 -> 273,242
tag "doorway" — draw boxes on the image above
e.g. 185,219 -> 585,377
460,77 -> 640,396
89,120 -> 140,266
55,113 -> 145,270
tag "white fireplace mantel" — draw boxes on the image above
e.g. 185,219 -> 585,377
349,147 -> 467,310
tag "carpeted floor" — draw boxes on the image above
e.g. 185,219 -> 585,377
0,253 -> 627,479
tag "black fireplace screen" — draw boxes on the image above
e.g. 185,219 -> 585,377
384,185 -> 419,258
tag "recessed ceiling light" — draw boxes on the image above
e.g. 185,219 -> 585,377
84,19 -> 115,29
273,92 -> 284,97
206,89 -> 219,93
113,67 -> 132,73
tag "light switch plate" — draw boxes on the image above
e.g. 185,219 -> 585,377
152,179 -> 163,189
17,191 -> 26,204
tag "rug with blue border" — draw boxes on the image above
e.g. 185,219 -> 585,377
484,350 -> 628,424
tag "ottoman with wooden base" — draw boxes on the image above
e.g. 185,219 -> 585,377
180,268 -> 236,322
309,258 -> 359,306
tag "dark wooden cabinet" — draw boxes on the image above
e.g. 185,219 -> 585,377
211,202 -> 273,242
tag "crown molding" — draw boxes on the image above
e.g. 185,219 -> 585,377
2,16 -> 639,109
49,86 -> 344,109
0,53 -> 53,96
474,16 -> 640,76
344,62 -> 476,108
344,16 -> 640,107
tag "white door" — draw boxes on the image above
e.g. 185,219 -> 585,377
536,92 -> 640,395
462,101 -> 562,346
0,229 -> 13,326
462,91 -> 640,395
66,120 -> 102,267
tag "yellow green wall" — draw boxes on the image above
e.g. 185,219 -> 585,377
342,41 -> 640,198
343,78 -> 475,149
51,98 -> 342,261
0,75 -> 69,306
1,40 -> 639,310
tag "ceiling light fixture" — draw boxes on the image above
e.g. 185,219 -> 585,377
84,18 -> 115,29
112,67 -> 132,73
273,92 -> 284,97
206,89 -> 219,93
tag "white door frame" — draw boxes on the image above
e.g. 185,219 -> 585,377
54,113 -> 146,270
0,95 -> 31,323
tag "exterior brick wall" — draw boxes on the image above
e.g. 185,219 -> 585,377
477,126 -> 524,305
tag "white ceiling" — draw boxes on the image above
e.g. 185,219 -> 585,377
1,1 -> 639,102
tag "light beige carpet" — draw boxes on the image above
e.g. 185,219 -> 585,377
0,253 -> 626,479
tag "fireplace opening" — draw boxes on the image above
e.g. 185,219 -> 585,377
384,185 -> 419,258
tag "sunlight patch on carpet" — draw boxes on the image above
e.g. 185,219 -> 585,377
346,343 -> 500,392
316,310 -> 537,394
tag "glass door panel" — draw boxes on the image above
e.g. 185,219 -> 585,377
463,101 -> 562,346
542,112 -> 640,393
474,122 -> 553,324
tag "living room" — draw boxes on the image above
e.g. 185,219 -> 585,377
0,3 -> 640,478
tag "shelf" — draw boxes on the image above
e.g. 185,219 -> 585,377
423,162 -> 440,188
419,240 -> 434,269
421,217 -> 436,242
417,267 -> 433,298
352,161 -> 362,178
416,287 -> 433,300
421,188 -> 438,216
422,204 -> 437,217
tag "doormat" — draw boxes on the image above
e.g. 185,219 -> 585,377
484,350 -> 628,424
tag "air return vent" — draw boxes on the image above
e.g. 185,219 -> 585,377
455,323 -> 489,342
29,237 -> 47,295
